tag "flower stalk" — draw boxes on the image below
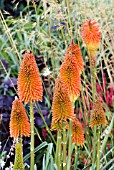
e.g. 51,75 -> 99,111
63,125 -> 67,170
30,102 -> 34,170
96,128 -> 100,170
67,119 -> 72,170
13,138 -> 24,170
55,130 -> 62,170
81,21 -> 101,168
74,145 -> 78,170
90,56 -> 97,168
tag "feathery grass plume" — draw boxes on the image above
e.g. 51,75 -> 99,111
13,141 -> 24,170
81,20 -> 101,66
90,97 -> 107,128
60,54 -> 81,103
66,39 -> 84,74
10,98 -> 30,138
51,77 -> 75,130
18,52 -> 43,104
72,118 -> 85,146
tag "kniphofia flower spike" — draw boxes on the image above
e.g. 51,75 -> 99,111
81,20 -> 101,53
10,98 -> 30,138
90,97 -> 107,128
51,77 -> 75,130
60,53 -> 81,103
81,20 -> 101,66
72,118 -> 85,146
66,39 -> 84,74
18,52 -> 43,104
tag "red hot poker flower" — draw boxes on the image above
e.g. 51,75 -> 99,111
60,54 -> 81,103
66,39 -> 84,74
51,77 -> 75,130
90,97 -> 107,128
81,20 -> 101,53
72,118 -> 85,146
10,98 -> 30,138
18,53 -> 43,104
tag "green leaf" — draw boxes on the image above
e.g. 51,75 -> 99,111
23,142 -> 48,161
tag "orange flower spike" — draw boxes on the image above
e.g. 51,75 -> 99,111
66,39 -> 84,74
81,20 -> 101,52
18,53 -> 43,104
60,54 -> 81,103
10,98 -> 30,138
72,118 -> 85,146
90,98 -> 107,128
51,119 -> 69,131
51,77 -> 75,129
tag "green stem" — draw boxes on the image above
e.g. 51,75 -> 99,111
55,131 -> 59,165
89,52 -> 97,169
14,137 -> 24,170
63,126 -> 67,170
96,128 -> 100,170
92,126 -> 97,168
91,66 -> 96,101
67,119 -> 72,170
55,130 -> 62,170
30,103 -> 34,170
74,145 -> 78,170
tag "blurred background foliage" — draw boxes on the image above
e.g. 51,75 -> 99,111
0,0 -> 114,169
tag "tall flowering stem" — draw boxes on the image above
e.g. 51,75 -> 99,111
52,40 -> 84,169
30,103 -> 34,170
96,128 -> 100,170
81,20 -> 101,167
67,119 -> 72,170
63,124 -> 67,170
13,138 -> 24,170
51,77 -> 74,169
55,130 -> 62,170
81,20 -> 101,100
90,97 -> 107,170
17,52 -> 43,169
74,146 -> 78,170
